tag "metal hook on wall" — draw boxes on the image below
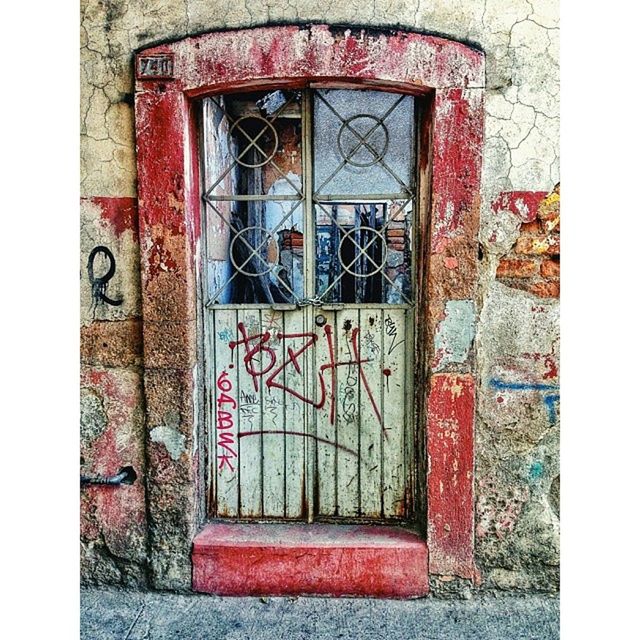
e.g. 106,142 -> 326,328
80,466 -> 137,487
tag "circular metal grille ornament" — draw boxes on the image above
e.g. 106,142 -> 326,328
339,227 -> 388,277
338,115 -> 389,167
230,226 -> 276,276
229,116 -> 279,168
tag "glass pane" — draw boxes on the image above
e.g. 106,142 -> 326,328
203,91 -> 303,199
313,89 -> 415,197
315,200 -> 412,304
202,90 -> 305,303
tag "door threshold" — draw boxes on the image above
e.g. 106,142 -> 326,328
192,522 -> 429,598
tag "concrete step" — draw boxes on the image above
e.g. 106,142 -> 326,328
192,522 -> 429,598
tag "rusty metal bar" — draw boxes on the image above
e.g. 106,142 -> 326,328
80,466 -> 137,487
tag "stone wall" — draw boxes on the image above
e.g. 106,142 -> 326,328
80,0 -> 560,594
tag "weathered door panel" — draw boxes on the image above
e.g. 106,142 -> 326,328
203,88 -> 417,522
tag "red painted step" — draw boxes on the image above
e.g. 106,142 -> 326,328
192,522 -> 429,598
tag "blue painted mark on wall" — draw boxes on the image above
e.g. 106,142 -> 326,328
490,378 -> 560,424
529,461 -> 544,480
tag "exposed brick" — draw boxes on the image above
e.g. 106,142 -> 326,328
515,235 -> 559,255
81,319 -> 143,367
540,258 -> 560,278
520,219 -> 543,234
527,280 -> 560,298
496,258 -> 538,278
537,185 -> 560,232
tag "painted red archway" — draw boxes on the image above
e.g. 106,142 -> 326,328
135,24 -> 484,591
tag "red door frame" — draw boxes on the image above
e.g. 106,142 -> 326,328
135,25 -> 484,589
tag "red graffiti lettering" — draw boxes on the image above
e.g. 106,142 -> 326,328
217,453 -> 235,472
217,430 -> 237,455
215,368 -> 237,472
216,370 -> 233,392
216,392 -> 236,410
229,322 -> 381,425
229,322 -> 276,392
216,410 -> 234,430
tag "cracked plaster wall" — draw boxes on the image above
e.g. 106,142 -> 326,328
80,0 -> 560,593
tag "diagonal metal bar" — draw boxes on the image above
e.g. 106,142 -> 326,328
334,101 -> 412,192
313,202 -> 355,300
205,93 -> 300,198
207,199 -> 302,270
261,151 -> 305,196
233,199 -> 304,273
379,266 -> 412,303
315,199 -> 413,301
314,92 -> 413,194
206,200 -> 302,300
315,92 -> 384,159
322,199 -> 412,273
313,157 -> 350,197
326,93 -> 405,161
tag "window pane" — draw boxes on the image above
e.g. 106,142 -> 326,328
313,89 -> 415,197
202,91 -> 305,303
315,200 -> 412,304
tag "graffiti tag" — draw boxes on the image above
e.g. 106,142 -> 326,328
87,246 -> 123,307
229,322 -> 382,425
215,370 -> 238,472
489,378 -> 560,425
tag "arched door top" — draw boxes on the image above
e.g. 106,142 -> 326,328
136,25 -> 484,95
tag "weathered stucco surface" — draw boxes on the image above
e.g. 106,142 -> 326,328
80,0 -> 559,594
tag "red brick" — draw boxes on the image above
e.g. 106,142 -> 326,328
540,258 -> 560,278
496,258 -> 538,278
193,523 -> 429,597
528,280 -> 559,298
515,234 -> 559,255
520,219 -> 543,234
81,319 -> 143,367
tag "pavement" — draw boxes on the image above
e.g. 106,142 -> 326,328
81,587 -> 559,640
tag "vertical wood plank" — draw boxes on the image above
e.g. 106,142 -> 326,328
315,311 -> 337,517
358,308 -> 384,517
335,309 -> 360,516
237,308 -> 263,517
283,308 -> 307,518
261,309 -> 286,517
213,308 -> 240,517
382,307 -> 407,518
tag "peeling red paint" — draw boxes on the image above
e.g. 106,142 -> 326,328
81,367 -> 147,557
521,352 -> 558,380
491,191 -> 547,223
427,373 -> 478,582
85,196 -> 139,237
193,523 -> 429,597
147,237 -> 179,279
430,88 -> 483,253
82,368 -> 138,411
137,25 -> 484,95
134,25 -> 484,593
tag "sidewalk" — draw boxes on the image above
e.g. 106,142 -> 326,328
81,587 -> 559,639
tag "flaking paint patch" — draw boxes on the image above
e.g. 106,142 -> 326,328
150,425 -> 186,461
433,300 -> 476,371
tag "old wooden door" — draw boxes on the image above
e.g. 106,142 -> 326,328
202,87 -> 417,522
